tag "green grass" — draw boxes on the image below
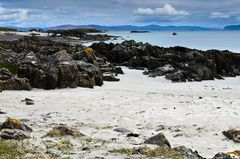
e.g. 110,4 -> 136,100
0,63 -> 19,75
0,140 -> 25,159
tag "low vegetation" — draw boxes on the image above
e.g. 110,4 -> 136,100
110,146 -> 184,159
46,140 -> 74,153
0,62 -> 19,75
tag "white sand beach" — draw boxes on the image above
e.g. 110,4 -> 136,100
1,67 -> 240,158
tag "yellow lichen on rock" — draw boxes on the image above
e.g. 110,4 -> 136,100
85,47 -> 94,55
6,118 -> 22,128
227,150 -> 240,158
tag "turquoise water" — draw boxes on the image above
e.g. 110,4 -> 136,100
100,31 -> 240,53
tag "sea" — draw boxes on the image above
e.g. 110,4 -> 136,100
89,31 -> 240,53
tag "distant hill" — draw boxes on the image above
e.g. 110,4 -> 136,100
224,24 -> 240,30
47,24 -> 217,31
0,27 -> 17,31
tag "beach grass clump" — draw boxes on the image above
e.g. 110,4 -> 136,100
110,146 -> 184,159
0,62 -> 19,75
46,140 -> 74,153
0,140 -> 25,158
44,125 -> 84,138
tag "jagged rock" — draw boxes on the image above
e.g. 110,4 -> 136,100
223,129 -> 240,143
15,51 -> 103,89
0,118 -> 32,140
91,40 -> 240,82
0,118 -> 32,132
173,146 -> 204,159
0,129 -> 30,140
45,125 -> 85,138
0,68 -> 31,90
144,133 -> 171,148
213,151 -> 240,159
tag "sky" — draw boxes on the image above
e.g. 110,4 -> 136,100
0,0 -> 240,28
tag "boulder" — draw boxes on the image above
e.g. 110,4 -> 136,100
223,129 -> 240,143
144,133 -> 171,148
173,146 -> 204,159
15,51 -> 103,89
0,68 -> 31,90
213,151 -> 240,159
0,129 -> 30,140
1,118 -> 32,132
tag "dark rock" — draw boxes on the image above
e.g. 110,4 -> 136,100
212,153 -> 232,159
0,118 -> 33,132
91,40 -> 240,82
144,133 -> 171,148
127,133 -> 139,137
223,129 -> 240,143
173,146 -> 204,159
212,151 -> 240,159
0,68 -> 31,90
82,147 -> 90,151
0,110 -> 6,114
103,72 -> 120,82
22,98 -> 35,105
113,128 -> 132,134
0,129 -> 30,140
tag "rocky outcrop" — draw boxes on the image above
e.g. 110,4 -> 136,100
0,68 -> 31,90
14,50 -> 103,89
0,118 -> 32,140
0,36 -> 126,90
91,40 -> 240,82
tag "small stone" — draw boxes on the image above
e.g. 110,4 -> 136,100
82,147 -> 90,151
0,111 -> 6,114
113,128 -> 132,134
127,133 -> 139,138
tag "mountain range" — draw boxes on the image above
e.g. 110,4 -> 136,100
46,24 -> 218,31
9,24 -> 240,31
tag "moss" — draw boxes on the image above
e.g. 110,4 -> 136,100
110,147 -> 184,159
0,63 -> 19,75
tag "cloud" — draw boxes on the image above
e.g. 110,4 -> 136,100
133,4 -> 189,23
0,5 -> 29,22
134,4 -> 189,16
210,12 -> 231,19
